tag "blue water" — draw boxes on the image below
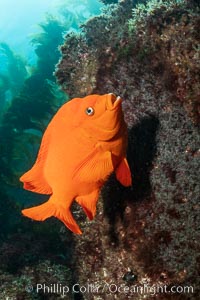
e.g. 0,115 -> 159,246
0,0 -> 103,119
0,0 -> 103,65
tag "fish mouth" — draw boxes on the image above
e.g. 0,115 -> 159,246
106,93 -> 122,110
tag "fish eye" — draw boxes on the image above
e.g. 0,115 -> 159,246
85,107 -> 94,116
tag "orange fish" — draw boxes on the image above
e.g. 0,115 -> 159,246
20,93 -> 132,234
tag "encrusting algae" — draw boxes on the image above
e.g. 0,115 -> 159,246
0,0 -> 199,298
20,93 -> 132,234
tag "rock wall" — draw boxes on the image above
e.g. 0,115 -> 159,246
56,1 -> 200,299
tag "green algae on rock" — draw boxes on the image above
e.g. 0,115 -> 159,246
56,0 -> 200,299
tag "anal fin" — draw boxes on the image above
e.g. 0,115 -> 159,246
76,189 -> 100,220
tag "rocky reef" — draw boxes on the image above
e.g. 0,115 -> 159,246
55,0 -> 200,299
0,0 -> 199,299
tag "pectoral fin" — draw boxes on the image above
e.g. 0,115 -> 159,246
115,157 -> 132,187
73,148 -> 114,183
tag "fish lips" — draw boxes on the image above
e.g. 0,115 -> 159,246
106,93 -> 122,110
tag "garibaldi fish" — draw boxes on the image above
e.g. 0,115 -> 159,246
20,93 -> 132,234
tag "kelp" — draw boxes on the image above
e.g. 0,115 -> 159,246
100,0 -> 119,4
0,43 -> 28,121
58,0 -> 103,29
0,1 -> 104,191
0,16 -> 66,188
0,1 -> 104,294
0,43 -> 28,96
31,16 -> 66,79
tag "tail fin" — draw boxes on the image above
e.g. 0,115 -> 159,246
22,199 -> 82,234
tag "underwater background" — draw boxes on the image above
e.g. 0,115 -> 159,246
0,0 -> 199,299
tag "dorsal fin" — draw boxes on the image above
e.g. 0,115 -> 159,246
20,129 -> 52,194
